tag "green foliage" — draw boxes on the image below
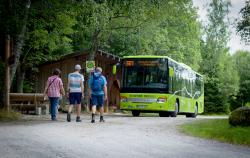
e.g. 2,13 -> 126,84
23,80 -> 33,93
237,0 -> 250,44
201,0 -> 239,113
230,51 -> 250,110
2,0 -> 202,94
246,102 -> 250,107
229,106 -> 250,126
0,0 -> 28,36
71,0 -> 202,70
179,119 -> 250,147
24,0 -> 76,66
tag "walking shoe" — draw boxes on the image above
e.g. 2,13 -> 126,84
76,116 -> 82,122
100,116 -> 105,122
52,118 -> 57,121
91,113 -> 95,123
67,113 -> 71,122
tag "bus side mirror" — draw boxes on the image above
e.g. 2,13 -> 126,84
169,67 -> 174,77
112,65 -> 117,75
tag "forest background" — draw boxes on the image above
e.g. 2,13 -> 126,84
0,0 -> 250,113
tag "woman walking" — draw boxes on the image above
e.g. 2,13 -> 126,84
44,68 -> 65,121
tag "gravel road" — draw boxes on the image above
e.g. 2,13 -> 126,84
0,114 -> 249,158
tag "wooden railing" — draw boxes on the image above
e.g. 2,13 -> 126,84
10,93 -> 49,114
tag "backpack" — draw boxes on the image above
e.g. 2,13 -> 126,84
91,75 -> 104,92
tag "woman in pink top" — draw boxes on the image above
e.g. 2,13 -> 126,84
43,68 -> 65,121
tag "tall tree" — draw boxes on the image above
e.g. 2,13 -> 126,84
18,1 -> 76,92
237,0 -> 250,44
231,50 -> 250,110
1,0 -> 203,94
0,0 -> 76,93
201,0 -> 239,113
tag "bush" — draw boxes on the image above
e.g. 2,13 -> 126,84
0,109 -> 21,121
229,106 -> 250,126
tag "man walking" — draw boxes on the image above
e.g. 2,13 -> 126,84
88,67 -> 107,123
67,64 -> 84,122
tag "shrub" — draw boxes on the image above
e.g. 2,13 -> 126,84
229,106 -> 250,126
0,109 -> 21,121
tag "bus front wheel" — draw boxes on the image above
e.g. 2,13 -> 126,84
132,111 -> 140,117
159,112 -> 170,117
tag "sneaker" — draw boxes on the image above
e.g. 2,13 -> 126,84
52,118 -> 57,121
100,116 -> 105,122
76,116 -> 82,122
91,119 -> 95,123
67,113 -> 71,122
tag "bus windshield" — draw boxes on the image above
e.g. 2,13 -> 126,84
122,58 -> 168,92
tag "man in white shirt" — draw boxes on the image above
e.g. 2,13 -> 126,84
67,64 -> 84,122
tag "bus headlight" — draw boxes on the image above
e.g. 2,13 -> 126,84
120,96 -> 128,102
157,97 -> 167,103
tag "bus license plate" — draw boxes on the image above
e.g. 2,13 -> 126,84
137,105 -> 147,109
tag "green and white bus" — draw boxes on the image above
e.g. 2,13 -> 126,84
119,56 -> 204,117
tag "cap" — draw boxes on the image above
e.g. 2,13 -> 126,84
95,67 -> 102,72
75,64 -> 81,70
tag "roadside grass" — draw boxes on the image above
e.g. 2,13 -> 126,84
0,110 -> 21,121
179,119 -> 250,147
201,112 -> 228,116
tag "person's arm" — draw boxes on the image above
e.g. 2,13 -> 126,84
103,76 -> 108,101
59,79 -> 65,96
61,85 -> 65,96
81,75 -> 84,98
43,79 -> 49,96
104,85 -> 108,101
67,74 -> 70,97
88,76 -> 92,99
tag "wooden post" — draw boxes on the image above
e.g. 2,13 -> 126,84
4,35 -> 10,112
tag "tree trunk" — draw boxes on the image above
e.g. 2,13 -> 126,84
10,0 -> 31,87
3,35 -> 11,111
85,30 -> 100,112
88,29 -> 100,60
16,65 -> 25,93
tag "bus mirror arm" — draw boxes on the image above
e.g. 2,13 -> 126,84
113,63 -> 122,75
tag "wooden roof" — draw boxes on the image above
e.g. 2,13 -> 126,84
39,50 -> 120,66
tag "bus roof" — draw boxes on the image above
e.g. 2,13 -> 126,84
122,55 -> 203,77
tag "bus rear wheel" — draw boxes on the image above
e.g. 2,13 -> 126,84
171,103 -> 179,117
132,111 -> 140,117
186,105 -> 198,118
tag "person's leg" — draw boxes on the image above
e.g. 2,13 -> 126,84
99,106 -> 104,122
67,93 -> 74,122
75,93 -> 82,122
49,97 -> 58,121
49,98 -> 54,120
91,94 -> 97,123
98,95 -> 105,122
76,104 -> 81,116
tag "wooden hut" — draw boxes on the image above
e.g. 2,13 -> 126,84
36,50 -> 121,112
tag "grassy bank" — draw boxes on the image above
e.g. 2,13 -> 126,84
0,110 -> 21,121
179,119 -> 250,147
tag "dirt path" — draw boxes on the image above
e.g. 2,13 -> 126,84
0,114 -> 249,158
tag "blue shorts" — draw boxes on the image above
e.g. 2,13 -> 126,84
91,94 -> 104,107
69,92 -> 82,105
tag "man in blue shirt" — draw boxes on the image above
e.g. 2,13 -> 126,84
88,67 -> 107,123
